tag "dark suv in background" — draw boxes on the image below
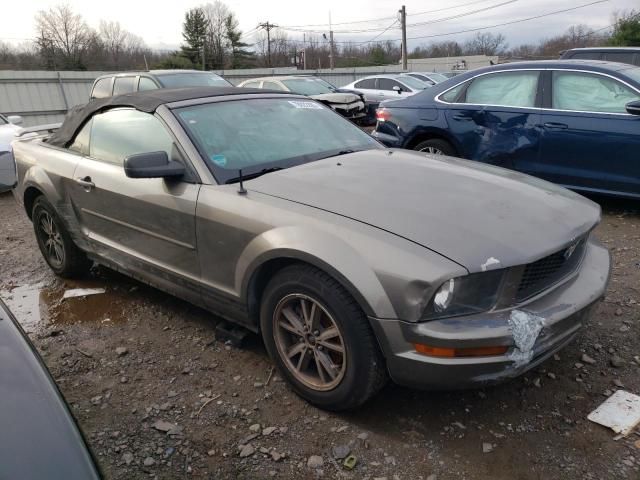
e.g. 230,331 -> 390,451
90,70 -> 232,99
560,47 -> 640,66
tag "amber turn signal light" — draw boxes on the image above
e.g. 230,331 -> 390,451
414,344 -> 508,358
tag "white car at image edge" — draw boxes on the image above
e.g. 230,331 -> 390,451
0,114 -> 23,192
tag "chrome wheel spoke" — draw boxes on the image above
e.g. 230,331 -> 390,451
281,306 -> 305,335
287,341 -> 307,360
317,340 -> 344,354
318,326 -> 339,342
314,349 -> 338,380
313,350 -> 328,384
301,298 -> 320,331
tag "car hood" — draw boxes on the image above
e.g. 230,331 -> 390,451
248,149 -> 600,271
310,92 -> 362,104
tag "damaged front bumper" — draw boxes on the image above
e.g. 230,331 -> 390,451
369,236 -> 611,390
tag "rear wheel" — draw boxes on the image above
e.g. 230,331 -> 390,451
413,138 -> 456,156
260,265 -> 387,411
32,196 -> 92,278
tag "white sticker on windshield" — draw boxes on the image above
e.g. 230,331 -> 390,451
288,100 -> 323,109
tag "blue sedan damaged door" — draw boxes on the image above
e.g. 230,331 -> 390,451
442,70 -> 542,172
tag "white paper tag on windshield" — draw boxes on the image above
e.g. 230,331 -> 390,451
288,100 -> 323,109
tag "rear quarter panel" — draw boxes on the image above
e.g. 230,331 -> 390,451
12,139 -> 87,247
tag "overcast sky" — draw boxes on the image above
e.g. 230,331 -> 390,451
2,0 -> 638,51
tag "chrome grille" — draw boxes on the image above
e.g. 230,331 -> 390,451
515,237 -> 587,302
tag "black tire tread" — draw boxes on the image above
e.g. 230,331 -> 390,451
262,264 -> 387,410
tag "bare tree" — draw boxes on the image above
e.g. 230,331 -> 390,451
99,20 -> 146,69
201,1 -> 230,69
35,4 -> 93,69
464,32 -> 508,56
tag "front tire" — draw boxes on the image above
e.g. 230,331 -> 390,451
260,265 -> 387,411
32,196 -> 92,278
413,138 -> 457,156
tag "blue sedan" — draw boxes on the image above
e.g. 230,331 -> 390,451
372,60 -> 640,199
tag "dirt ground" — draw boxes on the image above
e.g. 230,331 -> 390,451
1,190 -> 639,480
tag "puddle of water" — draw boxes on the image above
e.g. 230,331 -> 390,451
0,284 -> 48,333
0,281 -> 129,332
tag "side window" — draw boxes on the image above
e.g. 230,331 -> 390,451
552,71 -> 639,113
262,81 -> 286,91
113,76 -> 137,96
440,81 -> 470,103
68,119 -> 93,155
378,79 -> 403,91
567,52 -> 601,60
602,52 -> 635,65
354,78 -> 375,89
91,78 -> 112,99
90,109 -> 174,165
242,81 -> 261,88
465,71 -> 539,107
138,77 -> 159,91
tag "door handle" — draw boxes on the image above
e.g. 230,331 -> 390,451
452,114 -> 473,121
75,176 -> 95,191
543,122 -> 568,130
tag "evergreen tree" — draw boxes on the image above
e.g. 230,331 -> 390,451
609,10 -> 640,46
180,8 -> 208,68
225,13 -> 254,68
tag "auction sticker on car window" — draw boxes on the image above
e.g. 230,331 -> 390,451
288,100 -> 323,109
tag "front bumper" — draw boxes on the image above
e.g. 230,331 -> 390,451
369,236 -> 611,390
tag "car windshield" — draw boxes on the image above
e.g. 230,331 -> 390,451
398,76 -> 429,90
175,98 -> 381,183
281,78 -> 334,95
156,73 -> 230,88
428,73 -> 448,83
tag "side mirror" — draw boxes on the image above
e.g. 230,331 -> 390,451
393,85 -> 402,94
7,115 -> 23,126
626,100 -> 640,116
124,151 -> 185,179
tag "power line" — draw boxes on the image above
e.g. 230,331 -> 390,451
281,0 -> 518,34
315,0 -> 609,44
278,0 -> 499,28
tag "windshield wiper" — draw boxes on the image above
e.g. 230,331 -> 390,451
226,167 -> 283,184
321,149 -> 362,160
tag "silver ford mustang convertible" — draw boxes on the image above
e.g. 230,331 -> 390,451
11,87 -> 610,410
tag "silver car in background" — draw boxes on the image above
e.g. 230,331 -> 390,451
341,74 -> 430,103
0,113 -> 22,192
237,76 -> 366,121
11,87 -> 610,410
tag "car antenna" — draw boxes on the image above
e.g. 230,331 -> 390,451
238,169 -> 247,195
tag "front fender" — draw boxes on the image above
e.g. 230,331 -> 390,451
236,226 -> 396,319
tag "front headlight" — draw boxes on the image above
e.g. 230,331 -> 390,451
421,270 -> 504,321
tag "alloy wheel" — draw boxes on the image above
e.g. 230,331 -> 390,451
419,146 -> 444,155
38,211 -> 65,267
273,293 -> 347,391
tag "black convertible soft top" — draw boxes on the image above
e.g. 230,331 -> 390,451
47,86 -> 284,148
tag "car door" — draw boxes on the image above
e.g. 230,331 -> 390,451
440,70 -> 542,170
376,78 -> 410,101
537,70 -> 640,197
67,108 -> 202,304
352,78 -> 377,102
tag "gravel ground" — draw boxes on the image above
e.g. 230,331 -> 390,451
1,190 -> 639,480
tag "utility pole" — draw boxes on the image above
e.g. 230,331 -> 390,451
258,22 -> 276,67
400,5 -> 407,70
201,35 -> 206,71
328,12 -> 335,70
